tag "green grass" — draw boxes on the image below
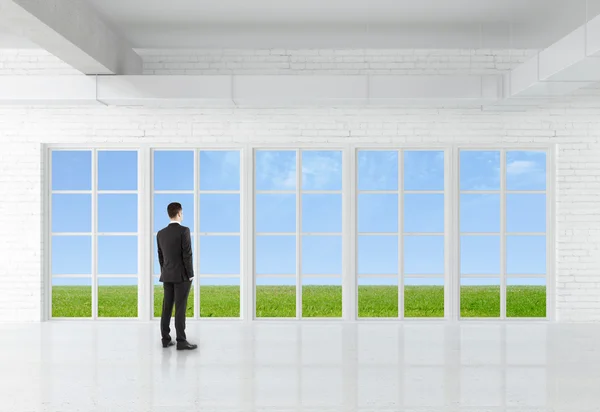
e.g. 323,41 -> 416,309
52,285 -> 546,318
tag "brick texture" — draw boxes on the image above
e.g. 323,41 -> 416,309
0,49 -> 598,322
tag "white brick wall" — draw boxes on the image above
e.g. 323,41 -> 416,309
0,48 -> 599,322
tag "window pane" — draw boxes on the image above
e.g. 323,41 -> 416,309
52,151 -> 91,191
98,194 -> 137,233
507,194 -> 546,233
98,236 -> 137,275
302,150 -> 342,191
302,236 -> 342,275
507,236 -> 546,275
358,151 -> 398,191
98,151 -> 137,191
255,194 -> 295,233
52,277 -> 91,317
154,150 -> 194,191
256,277 -> 296,317
153,194 -> 194,232
460,151 -> 500,191
200,194 -> 240,233
507,277 -> 546,318
255,150 -> 296,191
52,236 -> 91,275
52,194 -> 91,233
358,277 -> 398,318
200,277 -> 240,318
302,194 -> 341,233
200,150 -> 240,191
460,277 -> 500,318
404,151 -> 444,191
302,277 -> 342,318
98,277 -> 138,318
256,236 -> 296,275
404,236 -> 444,275
404,194 -> 444,233
358,194 -> 398,233
460,194 -> 500,233
404,277 -> 444,318
460,236 -> 500,275
358,236 -> 398,275
154,278 -> 194,318
506,151 -> 546,191
200,236 -> 240,274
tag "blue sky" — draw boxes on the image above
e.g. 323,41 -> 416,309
51,149 -> 547,288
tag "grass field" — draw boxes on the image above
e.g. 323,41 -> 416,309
51,285 -> 546,318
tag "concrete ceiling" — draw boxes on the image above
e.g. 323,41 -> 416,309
1,0 -> 600,49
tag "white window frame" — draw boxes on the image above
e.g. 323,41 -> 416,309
43,143 -> 555,322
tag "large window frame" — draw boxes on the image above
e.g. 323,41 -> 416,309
44,143 -> 555,322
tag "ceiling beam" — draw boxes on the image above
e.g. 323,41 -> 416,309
0,0 -> 142,74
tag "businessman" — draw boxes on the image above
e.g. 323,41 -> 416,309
157,202 -> 197,351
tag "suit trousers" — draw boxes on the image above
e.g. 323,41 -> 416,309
161,281 -> 192,343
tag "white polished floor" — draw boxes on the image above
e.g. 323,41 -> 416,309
1,322 -> 600,412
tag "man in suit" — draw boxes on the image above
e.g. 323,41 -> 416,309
157,202 -> 197,351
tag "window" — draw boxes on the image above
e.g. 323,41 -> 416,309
254,150 -> 343,318
357,150 -> 446,318
51,149 -> 139,318
459,150 -> 547,318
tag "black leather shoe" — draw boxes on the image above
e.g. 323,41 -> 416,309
176,341 -> 198,351
162,341 -> 175,348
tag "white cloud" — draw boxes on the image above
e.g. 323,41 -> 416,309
506,160 -> 538,176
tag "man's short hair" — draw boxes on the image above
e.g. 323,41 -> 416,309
167,202 -> 182,219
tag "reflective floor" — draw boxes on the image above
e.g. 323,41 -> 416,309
1,321 -> 600,412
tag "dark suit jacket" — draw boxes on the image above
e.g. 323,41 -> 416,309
157,222 -> 194,283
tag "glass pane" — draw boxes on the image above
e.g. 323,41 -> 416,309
256,236 -> 296,275
255,194 -> 295,233
52,236 -> 91,275
506,151 -> 546,191
358,194 -> 398,233
153,194 -> 194,232
404,236 -> 444,275
358,150 -> 398,191
200,194 -> 240,233
154,150 -> 194,191
507,236 -> 546,275
200,150 -> 240,191
302,150 -> 342,191
460,151 -> 500,191
200,236 -> 240,274
358,277 -> 398,318
52,277 -> 91,317
52,150 -> 91,191
507,277 -> 546,318
98,151 -> 137,191
460,194 -> 500,233
200,277 -> 240,317
302,277 -> 342,318
404,151 -> 444,191
507,194 -> 546,233
460,277 -> 500,318
97,236 -> 137,275
358,236 -> 398,275
256,277 -> 296,317
255,150 -> 296,191
302,236 -> 342,275
153,278 -> 194,318
52,194 -> 91,233
98,277 -> 137,318
98,194 -> 137,233
460,236 -> 500,275
404,194 -> 444,233
302,194 -> 342,233
404,277 -> 444,318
